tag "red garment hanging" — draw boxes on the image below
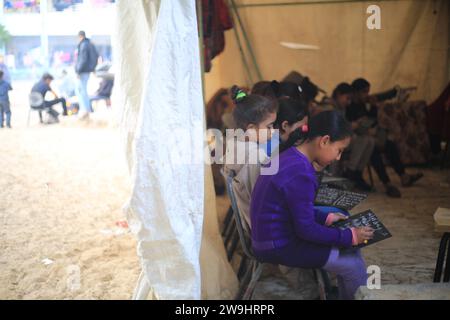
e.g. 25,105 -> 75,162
202,0 -> 233,72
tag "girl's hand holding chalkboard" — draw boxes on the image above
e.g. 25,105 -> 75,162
353,227 -> 374,245
325,212 -> 348,226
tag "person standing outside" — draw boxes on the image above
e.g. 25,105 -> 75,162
0,70 -> 13,128
75,30 -> 99,119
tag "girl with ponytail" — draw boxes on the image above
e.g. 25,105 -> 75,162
223,85 -> 278,231
250,110 -> 374,300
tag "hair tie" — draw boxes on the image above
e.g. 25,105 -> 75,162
235,90 -> 247,101
301,124 -> 309,133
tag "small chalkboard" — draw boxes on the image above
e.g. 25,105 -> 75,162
314,187 -> 368,210
333,210 -> 392,248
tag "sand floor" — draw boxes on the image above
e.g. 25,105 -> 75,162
0,81 -> 138,299
1,81 -> 450,299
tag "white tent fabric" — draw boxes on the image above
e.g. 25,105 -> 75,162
113,0 -> 238,299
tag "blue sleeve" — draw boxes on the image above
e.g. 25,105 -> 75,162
314,208 -> 329,225
282,173 -> 353,248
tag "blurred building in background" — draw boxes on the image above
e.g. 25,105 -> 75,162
0,0 -> 115,80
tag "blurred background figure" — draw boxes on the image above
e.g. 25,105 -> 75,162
0,55 -> 11,84
90,62 -> 114,109
75,30 -> 99,119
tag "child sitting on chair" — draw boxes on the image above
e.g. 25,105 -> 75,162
251,110 -> 374,300
31,73 -> 68,123
223,85 -> 278,232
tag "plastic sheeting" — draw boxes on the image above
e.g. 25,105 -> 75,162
113,0 -> 238,299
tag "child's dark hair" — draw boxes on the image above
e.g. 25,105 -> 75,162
270,81 -> 302,100
274,97 -> 309,131
332,82 -> 353,99
231,85 -> 278,130
306,110 -> 352,142
351,78 -> 370,92
298,77 -> 319,102
42,73 -> 54,81
251,81 -> 277,99
276,97 -> 310,152
281,110 -> 351,152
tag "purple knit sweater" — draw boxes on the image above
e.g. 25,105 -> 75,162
250,147 -> 353,267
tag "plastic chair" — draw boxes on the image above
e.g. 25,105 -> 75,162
27,92 -> 45,126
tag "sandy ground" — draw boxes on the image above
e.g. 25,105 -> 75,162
0,81 -> 139,299
1,81 -> 450,299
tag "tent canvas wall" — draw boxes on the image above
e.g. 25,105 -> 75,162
205,0 -> 449,103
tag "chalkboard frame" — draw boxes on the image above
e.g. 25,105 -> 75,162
332,209 -> 392,248
314,187 -> 368,211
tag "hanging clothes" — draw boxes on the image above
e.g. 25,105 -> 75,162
202,0 -> 233,72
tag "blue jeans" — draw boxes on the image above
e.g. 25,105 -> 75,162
0,101 -> 11,127
76,72 -> 92,113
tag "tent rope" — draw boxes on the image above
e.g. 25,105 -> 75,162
235,0 -> 399,9
229,0 -> 263,83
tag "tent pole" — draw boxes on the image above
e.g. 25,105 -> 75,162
236,0 -> 399,8
196,0 -> 206,105
229,8 -> 254,87
229,0 -> 263,82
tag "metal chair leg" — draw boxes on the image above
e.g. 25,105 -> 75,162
227,229 -> 239,261
434,233 -> 450,282
441,141 -> 449,170
224,218 -> 236,248
222,206 -> 233,236
27,108 -> 31,127
320,269 -> 332,298
237,255 -> 248,281
243,262 -> 264,300
314,269 -> 327,300
443,235 -> 450,282
235,260 -> 253,300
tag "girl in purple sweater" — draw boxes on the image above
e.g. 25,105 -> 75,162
250,110 -> 374,300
